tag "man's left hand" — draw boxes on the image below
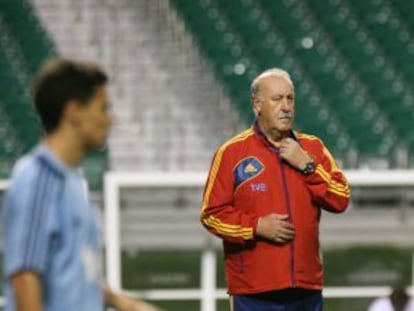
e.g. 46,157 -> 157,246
279,138 -> 313,171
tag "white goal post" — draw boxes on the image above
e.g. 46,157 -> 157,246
104,170 -> 414,311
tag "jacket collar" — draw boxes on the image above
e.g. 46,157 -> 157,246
34,144 -> 81,176
253,119 -> 298,151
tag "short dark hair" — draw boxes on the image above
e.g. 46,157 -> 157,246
32,59 -> 108,133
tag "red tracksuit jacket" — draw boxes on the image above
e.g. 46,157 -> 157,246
201,123 -> 350,294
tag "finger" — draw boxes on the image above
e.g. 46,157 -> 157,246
279,221 -> 295,230
280,138 -> 291,146
282,145 -> 295,153
274,216 -> 294,225
279,226 -> 295,237
279,143 -> 289,149
274,223 -> 294,234
277,231 -> 295,241
282,229 -> 295,239
279,235 -> 294,242
276,236 -> 294,243
279,229 -> 295,238
275,237 -> 286,243
286,138 -> 297,145
273,214 -> 289,220
273,236 -> 292,244
278,223 -> 295,234
280,148 -> 291,157
279,149 -> 288,157
272,235 -> 285,243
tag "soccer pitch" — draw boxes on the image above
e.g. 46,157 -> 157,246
119,247 -> 413,311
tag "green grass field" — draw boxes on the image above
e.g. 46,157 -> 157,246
0,246 -> 410,310
121,246 -> 413,311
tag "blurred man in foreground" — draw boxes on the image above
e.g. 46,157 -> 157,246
201,68 -> 350,310
3,59 -> 162,311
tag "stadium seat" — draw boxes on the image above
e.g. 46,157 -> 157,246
0,0 -> 54,74
172,0 -> 414,164
0,0 -> 106,188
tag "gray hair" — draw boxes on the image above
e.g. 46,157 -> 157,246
250,68 -> 293,100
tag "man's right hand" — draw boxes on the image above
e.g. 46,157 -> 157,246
256,214 -> 295,244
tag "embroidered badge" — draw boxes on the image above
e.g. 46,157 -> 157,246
234,157 -> 264,190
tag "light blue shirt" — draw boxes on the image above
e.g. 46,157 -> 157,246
3,145 -> 103,311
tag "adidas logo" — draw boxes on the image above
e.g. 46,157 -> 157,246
244,163 -> 257,173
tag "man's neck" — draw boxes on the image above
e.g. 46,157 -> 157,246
44,131 -> 85,167
257,119 -> 290,145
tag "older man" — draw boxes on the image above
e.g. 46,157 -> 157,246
201,68 -> 350,310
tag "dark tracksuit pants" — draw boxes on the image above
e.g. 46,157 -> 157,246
231,288 -> 323,311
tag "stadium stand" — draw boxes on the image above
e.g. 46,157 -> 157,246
0,0 -> 51,178
0,0 -> 107,189
0,0 -> 54,74
1,0 -> 411,179
170,0 -> 414,168
31,0 -> 239,174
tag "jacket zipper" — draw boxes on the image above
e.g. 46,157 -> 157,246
279,157 -> 296,287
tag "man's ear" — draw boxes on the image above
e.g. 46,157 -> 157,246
252,96 -> 262,115
64,99 -> 83,125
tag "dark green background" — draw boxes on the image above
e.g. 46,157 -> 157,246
121,246 -> 413,311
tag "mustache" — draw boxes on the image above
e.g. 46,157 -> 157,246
278,113 -> 293,119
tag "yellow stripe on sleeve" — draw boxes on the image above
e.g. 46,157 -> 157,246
315,165 -> 350,197
296,132 -> 339,171
322,145 -> 339,171
316,166 -> 349,191
326,186 -> 351,198
202,215 -> 254,239
294,132 -> 350,198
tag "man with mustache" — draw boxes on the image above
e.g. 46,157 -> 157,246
201,68 -> 350,310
